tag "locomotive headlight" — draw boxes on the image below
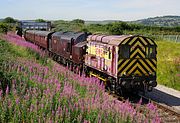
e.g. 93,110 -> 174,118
123,72 -> 126,75
149,72 -> 155,76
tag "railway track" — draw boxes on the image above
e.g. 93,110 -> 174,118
106,90 -> 180,123
139,94 -> 180,123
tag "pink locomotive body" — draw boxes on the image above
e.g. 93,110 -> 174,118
85,35 -> 130,79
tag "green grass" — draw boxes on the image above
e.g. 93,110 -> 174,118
157,40 -> 180,90
0,39 -> 34,61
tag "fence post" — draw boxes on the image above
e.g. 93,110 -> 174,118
169,35 -> 171,41
175,35 -> 179,43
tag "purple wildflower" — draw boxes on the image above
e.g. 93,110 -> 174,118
16,98 -> 19,104
6,86 -> 9,95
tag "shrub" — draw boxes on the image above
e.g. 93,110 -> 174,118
0,23 -> 8,34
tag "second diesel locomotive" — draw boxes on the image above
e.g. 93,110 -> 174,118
24,30 -> 157,93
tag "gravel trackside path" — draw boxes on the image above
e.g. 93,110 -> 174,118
145,85 -> 180,113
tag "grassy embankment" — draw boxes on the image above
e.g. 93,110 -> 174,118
0,34 -> 160,122
157,40 -> 180,90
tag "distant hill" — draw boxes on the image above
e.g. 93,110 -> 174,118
85,16 -> 180,27
1,15 -> 180,27
85,20 -> 119,25
132,16 -> 180,27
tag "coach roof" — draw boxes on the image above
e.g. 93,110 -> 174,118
52,31 -> 85,41
34,31 -> 52,36
26,30 -> 37,34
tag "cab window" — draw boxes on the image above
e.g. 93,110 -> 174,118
146,46 -> 156,58
108,47 -> 111,59
120,45 -> 130,59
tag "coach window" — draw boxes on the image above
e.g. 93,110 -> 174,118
146,46 -> 156,58
120,45 -> 130,59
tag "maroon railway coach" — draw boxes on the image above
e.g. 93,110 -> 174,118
50,32 -> 87,65
25,30 -> 54,49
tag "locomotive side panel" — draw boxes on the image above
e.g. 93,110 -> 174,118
72,41 -> 87,64
51,32 -> 87,60
51,37 -> 70,59
85,40 -> 118,78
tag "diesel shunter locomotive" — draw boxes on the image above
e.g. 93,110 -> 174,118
24,30 -> 157,94
85,35 -> 157,93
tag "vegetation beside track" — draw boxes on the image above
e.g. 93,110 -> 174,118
157,40 -> 180,90
0,34 -> 161,122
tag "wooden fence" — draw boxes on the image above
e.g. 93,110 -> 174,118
158,35 -> 180,42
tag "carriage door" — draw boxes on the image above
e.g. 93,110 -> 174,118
48,38 -> 52,51
70,38 -> 74,54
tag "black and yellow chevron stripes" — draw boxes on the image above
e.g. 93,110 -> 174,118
121,36 -> 156,46
118,59 -> 156,76
118,36 -> 157,76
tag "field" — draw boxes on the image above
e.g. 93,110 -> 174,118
0,33 -> 161,122
157,40 -> 180,90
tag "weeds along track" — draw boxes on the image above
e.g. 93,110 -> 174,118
106,90 -> 180,123
139,94 -> 180,123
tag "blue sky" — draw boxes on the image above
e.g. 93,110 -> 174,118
0,0 -> 180,21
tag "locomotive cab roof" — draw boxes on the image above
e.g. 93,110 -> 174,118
74,41 -> 87,47
52,31 -> 87,43
87,35 -> 157,46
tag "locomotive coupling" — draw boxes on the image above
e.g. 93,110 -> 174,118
148,80 -> 157,87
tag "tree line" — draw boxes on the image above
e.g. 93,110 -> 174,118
0,17 -> 18,33
53,19 -> 180,36
0,17 -> 48,34
1,17 -> 180,36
